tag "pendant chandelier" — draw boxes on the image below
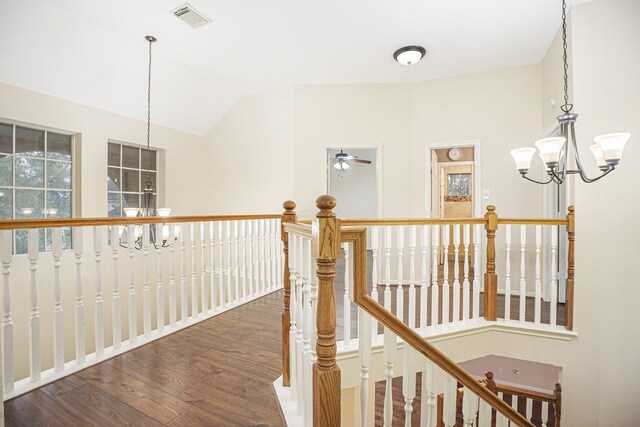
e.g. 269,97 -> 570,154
118,35 -> 176,249
510,0 -> 630,184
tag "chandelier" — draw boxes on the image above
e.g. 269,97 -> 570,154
118,35 -> 176,249
509,0 -> 630,184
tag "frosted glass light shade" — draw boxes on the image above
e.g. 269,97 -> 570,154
510,147 -> 537,171
157,208 -> 172,217
534,137 -> 566,166
124,208 -> 140,218
396,50 -> 422,65
594,132 -> 630,163
589,145 -> 607,168
334,161 -> 350,170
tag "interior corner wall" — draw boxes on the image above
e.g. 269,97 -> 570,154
0,82 -> 209,216
204,87 -> 294,215
570,0 -> 640,424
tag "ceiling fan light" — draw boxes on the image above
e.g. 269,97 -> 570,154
510,147 -> 537,172
593,132 -> 630,163
534,137 -> 566,167
393,45 -> 426,66
334,161 -> 349,170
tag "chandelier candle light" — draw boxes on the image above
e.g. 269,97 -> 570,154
510,0 -> 629,184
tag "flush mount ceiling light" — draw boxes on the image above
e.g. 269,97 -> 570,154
393,45 -> 426,66
510,0 -> 629,184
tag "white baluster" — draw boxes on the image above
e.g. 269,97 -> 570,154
209,222 -> 217,311
168,225 -> 177,327
201,223 -> 207,314
421,225 -> 429,330
179,223 -> 188,322
443,374 -> 457,427
191,223 -> 198,320
358,307 -> 372,427
478,399 -> 491,427
73,227 -> 85,364
278,219 -> 284,288
462,224 -> 470,322
234,221 -> 240,303
526,397 -> 533,423
92,227 -> 104,358
496,392 -> 507,427
453,224 -> 460,323
422,361 -> 439,427
295,235 -> 304,416
396,226 -> 404,323
541,401 -> 549,427
218,222 -> 225,306
272,220 -> 278,289
473,224 -> 481,320
535,225 -> 542,324
431,225 -> 440,327
442,225 -> 450,325
142,224 -> 151,338
511,393 -> 518,413
156,225 -> 165,332
248,220 -> 255,297
242,221 -> 248,300
402,347 -> 416,427
343,242 -> 351,347
259,219 -> 267,294
226,221 -> 232,304
383,326 -> 396,427
253,219 -> 260,295
53,228 -> 65,370
302,239 -> 312,425
520,225 -> 527,323
461,388 -> 479,427
264,219 -> 271,292
384,226 -> 392,311
28,229 -> 41,381
371,227 -> 379,337
111,226 -> 122,349
550,225 -> 558,326
127,224 -> 137,344
308,238 -> 317,368
505,224 -> 512,320
408,226 -> 416,329
1,230 -> 14,392
288,235 -> 298,403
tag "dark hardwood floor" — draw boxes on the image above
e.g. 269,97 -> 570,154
4,292 -> 286,427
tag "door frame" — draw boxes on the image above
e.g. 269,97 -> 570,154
425,140 -> 481,218
325,146 -> 382,218
438,161 -> 475,218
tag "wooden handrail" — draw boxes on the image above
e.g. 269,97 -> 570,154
344,224 -> 534,427
494,383 -> 555,403
498,218 -> 569,225
340,218 -> 487,226
283,222 -> 313,239
0,214 -> 281,230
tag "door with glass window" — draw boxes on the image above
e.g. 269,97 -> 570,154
439,164 -> 473,263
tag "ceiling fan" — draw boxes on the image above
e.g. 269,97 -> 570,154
331,150 -> 372,170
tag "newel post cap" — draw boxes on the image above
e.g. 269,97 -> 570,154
316,195 -> 337,218
283,200 -> 296,212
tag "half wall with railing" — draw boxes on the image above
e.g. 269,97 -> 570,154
0,214 -> 283,399
276,196 -> 575,426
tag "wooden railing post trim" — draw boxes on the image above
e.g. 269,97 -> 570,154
312,195 -> 341,427
281,200 -> 296,387
554,383 -> 562,427
484,205 -> 498,321
566,206 -> 575,331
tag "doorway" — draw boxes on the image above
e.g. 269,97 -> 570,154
327,148 -> 379,218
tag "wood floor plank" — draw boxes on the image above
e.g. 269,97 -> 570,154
5,391 -> 85,427
167,406 -> 244,427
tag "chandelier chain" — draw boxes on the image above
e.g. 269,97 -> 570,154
145,37 -> 153,187
561,0 -> 573,113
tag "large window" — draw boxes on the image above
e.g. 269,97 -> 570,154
107,141 -> 157,217
0,122 -> 74,253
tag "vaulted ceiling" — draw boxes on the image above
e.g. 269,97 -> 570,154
0,0 -> 585,136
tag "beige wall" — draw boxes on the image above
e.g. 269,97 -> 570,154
207,65 -> 544,220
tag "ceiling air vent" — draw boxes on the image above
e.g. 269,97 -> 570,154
172,4 -> 211,28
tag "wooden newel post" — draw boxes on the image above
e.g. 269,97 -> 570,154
312,195 -> 341,427
565,206 -> 575,331
481,371 -> 497,394
554,383 -> 562,427
484,205 -> 498,321
281,200 -> 297,387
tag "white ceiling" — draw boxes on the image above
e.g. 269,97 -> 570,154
0,0 -> 586,136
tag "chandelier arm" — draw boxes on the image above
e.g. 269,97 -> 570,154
577,165 -> 615,183
567,122 -> 616,183
521,172 -> 556,185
